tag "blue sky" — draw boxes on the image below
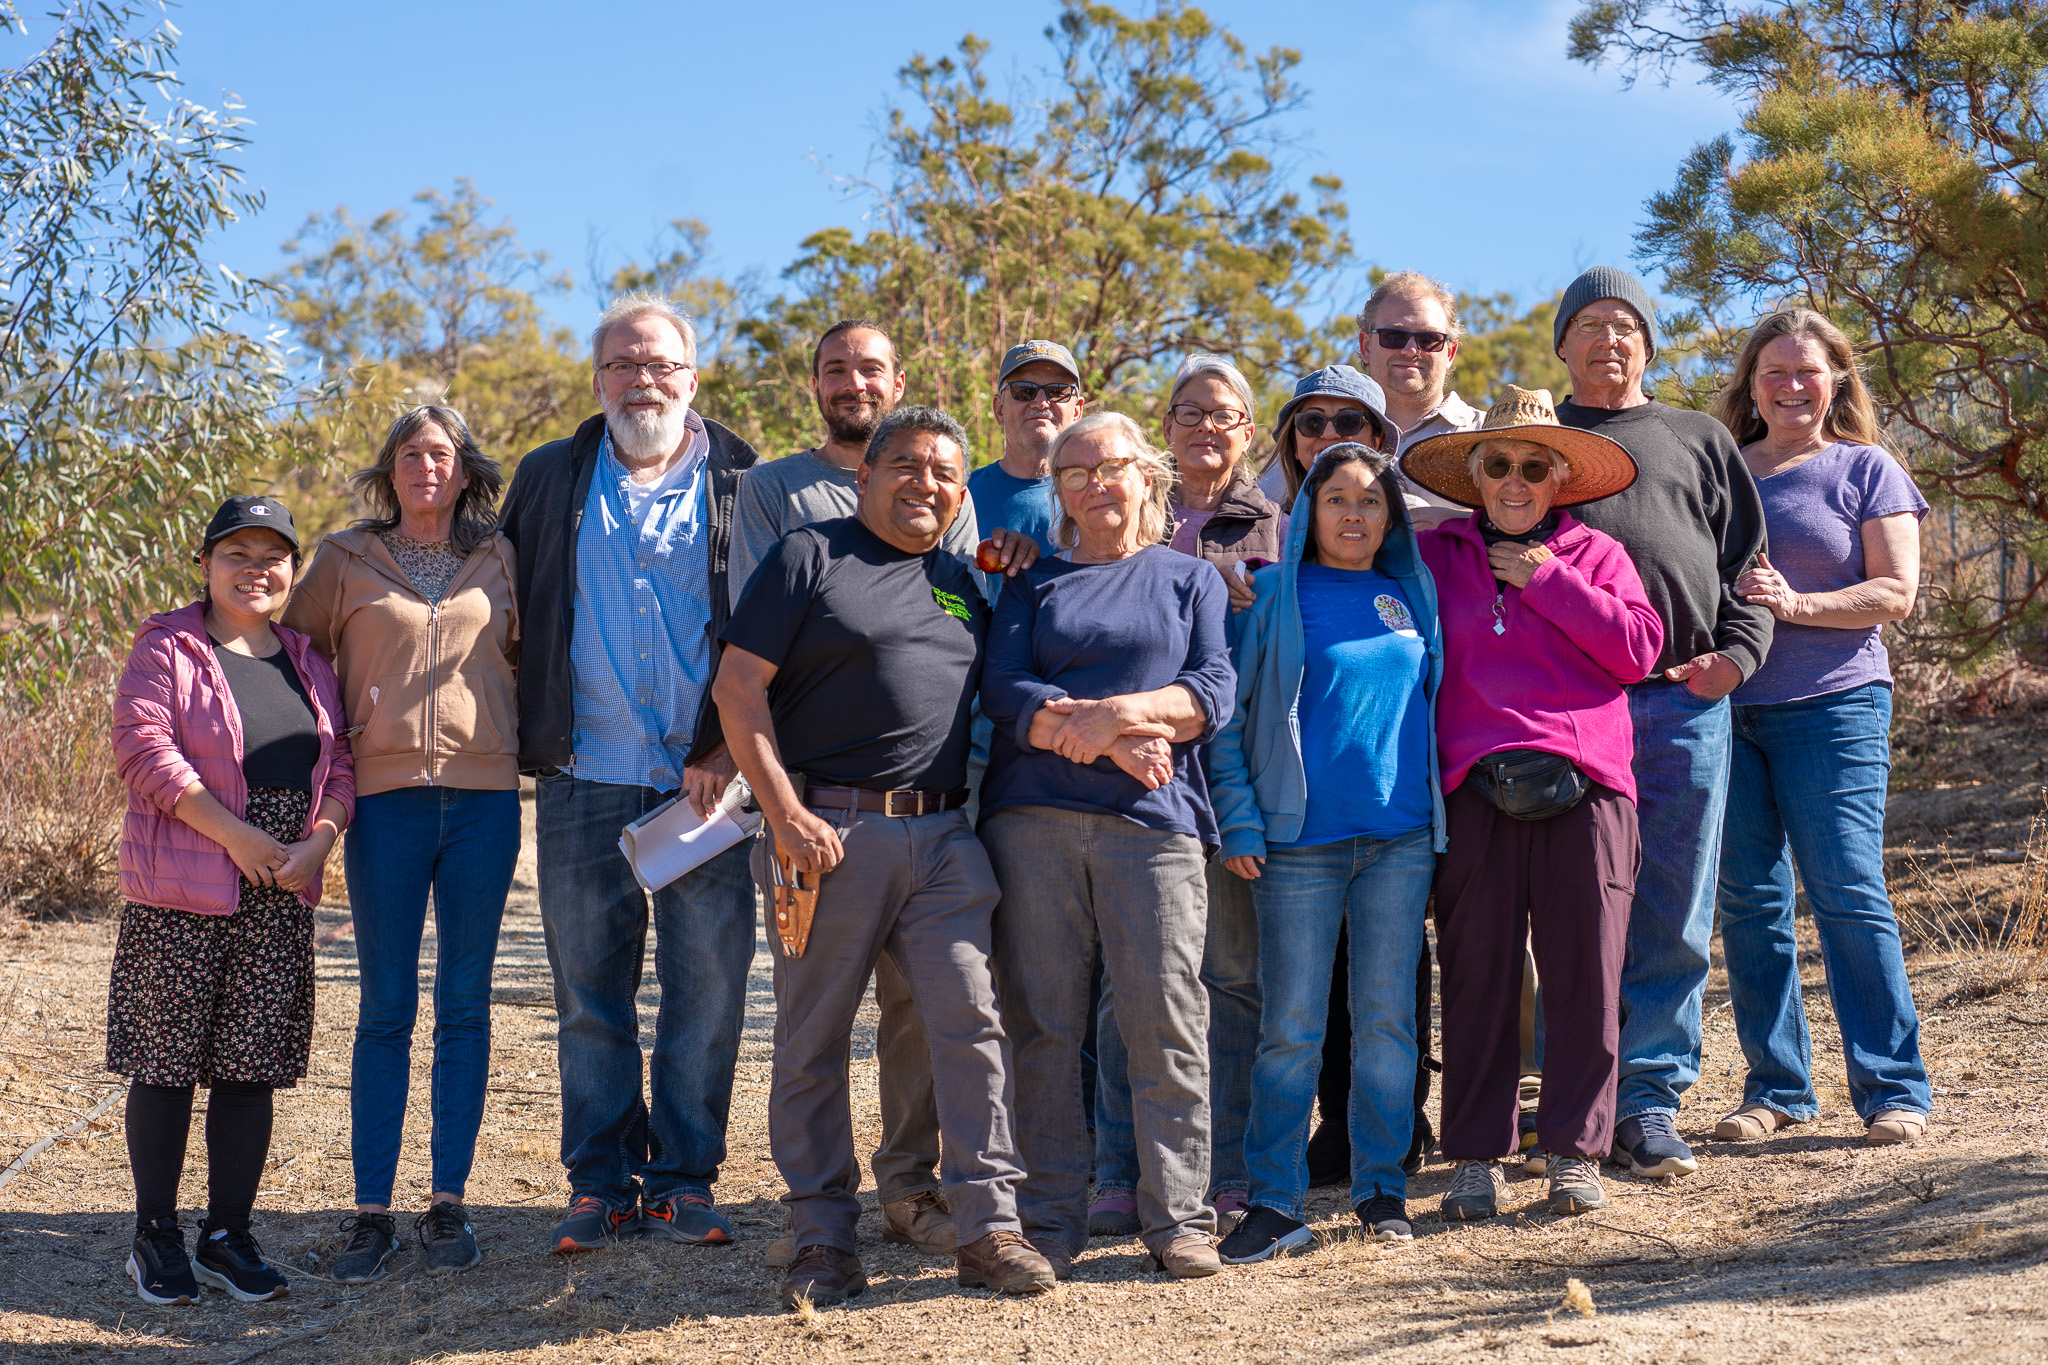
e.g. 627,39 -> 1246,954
43,0 -> 1741,326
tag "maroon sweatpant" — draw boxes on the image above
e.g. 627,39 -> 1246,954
1434,780 -> 1638,1161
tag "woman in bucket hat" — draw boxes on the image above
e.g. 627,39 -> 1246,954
1403,387 -> 1662,1221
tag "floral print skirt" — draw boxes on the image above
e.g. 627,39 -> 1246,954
105,788 -> 316,1088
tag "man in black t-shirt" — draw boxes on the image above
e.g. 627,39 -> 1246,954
712,407 -> 1055,1308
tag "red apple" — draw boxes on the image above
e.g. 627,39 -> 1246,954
975,538 -> 1005,574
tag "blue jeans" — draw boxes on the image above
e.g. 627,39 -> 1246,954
1617,681 -> 1733,1121
536,775 -> 756,1210
346,787 -> 519,1207
1244,831 -> 1434,1216
1095,856 -> 1257,1199
1718,684 -> 1930,1120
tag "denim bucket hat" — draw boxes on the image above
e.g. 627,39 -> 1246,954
1273,364 -> 1391,443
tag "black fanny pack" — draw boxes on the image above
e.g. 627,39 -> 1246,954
1464,748 -> 1589,822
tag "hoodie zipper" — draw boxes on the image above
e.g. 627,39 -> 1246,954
425,598 -> 441,784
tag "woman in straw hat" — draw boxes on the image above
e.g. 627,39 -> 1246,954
1401,386 -> 1663,1221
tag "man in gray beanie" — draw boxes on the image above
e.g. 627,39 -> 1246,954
1551,265 -> 1773,1182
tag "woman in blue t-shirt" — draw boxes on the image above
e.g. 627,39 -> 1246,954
1710,308 -> 1932,1147
1205,443 -> 1446,1261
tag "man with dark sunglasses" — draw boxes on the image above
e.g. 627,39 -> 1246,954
967,340 -> 1087,596
1357,272 -> 1487,530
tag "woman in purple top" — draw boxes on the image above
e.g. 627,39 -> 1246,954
1711,308 -> 1932,1147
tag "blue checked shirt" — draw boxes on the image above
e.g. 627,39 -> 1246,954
568,418 -> 714,791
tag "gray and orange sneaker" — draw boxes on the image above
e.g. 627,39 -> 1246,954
550,1196 -> 632,1254
632,1193 -> 732,1245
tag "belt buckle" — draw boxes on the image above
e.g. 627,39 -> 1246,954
883,790 -> 911,818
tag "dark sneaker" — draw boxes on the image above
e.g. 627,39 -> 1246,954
193,1224 -> 289,1302
1217,1206 -> 1311,1264
415,1202 -> 482,1274
1611,1112 -> 1699,1178
128,1217 -> 199,1305
1358,1191 -> 1413,1242
330,1212 -> 399,1283
1441,1160 -> 1507,1222
1086,1189 -> 1139,1238
1546,1154 -> 1608,1214
779,1244 -> 866,1310
633,1193 -> 733,1245
551,1196 -> 632,1254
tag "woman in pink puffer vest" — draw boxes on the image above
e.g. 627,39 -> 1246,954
107,495 -> 354,1309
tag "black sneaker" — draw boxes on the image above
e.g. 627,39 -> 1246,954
193,1223 -> 289,1302
551,1195 -> 632,1254
415,1201 -> 481,1275
330,1213 -> 399,1284
128,1217 -> 200,1305
1216,1206 -> 1312,1264
1611,1112 -> 1699,1178
1358,1190 -> 1414,1242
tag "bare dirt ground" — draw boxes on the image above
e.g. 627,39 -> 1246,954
3,710 -> 2046,1365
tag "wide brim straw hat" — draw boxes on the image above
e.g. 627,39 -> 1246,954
1400,385 -> 1638,509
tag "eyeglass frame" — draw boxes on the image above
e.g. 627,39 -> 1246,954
1368,327 -> 1452,354
1054,457 -> 1143,492
1476,454 -> 1557,484
598,359 -> 693,382
1001,380 -> 1082,405
1570,317 -> 1644,341
1167,403 -> 1252,432
1291,409 -> 1382,441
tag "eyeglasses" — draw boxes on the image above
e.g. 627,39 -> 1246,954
1478,455 -> 1554,484
1055,458 -> 1140,492
1369,328 -> 1451,354
599,359 -> 691,382
1003,381 -> 1081,404
1293,410 -> 1379,440
1571,318 -> 1642,341
1168,404 -> 1251,432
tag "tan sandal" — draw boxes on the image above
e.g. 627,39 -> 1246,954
1865,1109 -> 1928,1145
1712,1102 -> 1795,1141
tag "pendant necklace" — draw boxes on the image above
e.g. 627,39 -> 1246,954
1492,591 -> 1507,636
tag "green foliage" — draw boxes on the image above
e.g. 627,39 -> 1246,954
1574,0 -> 2048,654
0,0 -> 291,701
270,178 -> 589,539
1454,292 -> 1572,407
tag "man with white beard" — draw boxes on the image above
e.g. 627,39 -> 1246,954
499,293 -> 763,1254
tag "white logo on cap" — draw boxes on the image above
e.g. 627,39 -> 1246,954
250,504 -> 272,516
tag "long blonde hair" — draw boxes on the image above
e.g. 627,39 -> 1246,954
1715,307 -> 1888,450
1048,412 -> 1175,550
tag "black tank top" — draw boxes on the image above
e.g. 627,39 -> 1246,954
212,641 -> 319,790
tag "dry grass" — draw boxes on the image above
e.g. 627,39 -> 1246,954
1894,804 -> 2048,1005
0,666 -> 125,925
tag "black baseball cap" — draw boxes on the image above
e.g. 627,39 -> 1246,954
198,495 -> 299,559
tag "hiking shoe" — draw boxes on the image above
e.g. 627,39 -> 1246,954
1087,1189 -> 1139,1238
1027,1236 -> 1074,1281
1358,1191 -> 1413,1242
1611,1112 -> 1699,1177
1714,1102 -> 1795,1142
1218,1206 -> 1311,1263
779,1244 -> 866,1310
128,1217 -> 199,1306
634,1193 -> 733,1245
1865,1109 -> 1928,1145
415,1202 -> 482,1274
881,1190 -> 954,1251
551,1196 -> 632,1254
1306,1119 -> 1350,1188
764,1230 -> 797,1269
1441,1160 -> 1507,1222
1150,1232 -> 1221,1278
1546,1155 -> 1607,1214
330,1212 -> 399,1283
956,1229 -> 1056,1294
193,1224 -> 289,1302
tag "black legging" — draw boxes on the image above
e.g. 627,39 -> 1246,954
127,1081 -> 273,1230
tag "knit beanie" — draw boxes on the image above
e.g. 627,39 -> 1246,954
1552,265 -> 1658,360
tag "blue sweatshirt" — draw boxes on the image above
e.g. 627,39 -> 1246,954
980,544 -> 1236,846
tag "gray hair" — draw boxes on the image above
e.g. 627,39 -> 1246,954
349,404 -> 504,557
1358,270 -> 1465,343
590,292 -> 699,370
1469,436 -> 1572,484
1047,412 -> 1175,551
863,404 -> 971,470
1167,352 -> 1257,418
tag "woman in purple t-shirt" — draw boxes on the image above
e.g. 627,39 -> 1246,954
1710,308 -> 1932,1147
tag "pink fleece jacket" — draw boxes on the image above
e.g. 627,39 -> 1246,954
113,603 -> 356,915
1417,512 -> 1663,802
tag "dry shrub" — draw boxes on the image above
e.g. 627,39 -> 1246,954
1895,807 -> 2048,1004
1893,654 -> 2048,720
0,663 -> 124,923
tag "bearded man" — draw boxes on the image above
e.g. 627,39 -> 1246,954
499,293 -> 762,1253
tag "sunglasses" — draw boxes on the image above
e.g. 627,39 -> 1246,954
1369,327 -> 1451,354
1003,380 -> 1081,404
1293,410 -> 1379,441
1478,455 -> 1554,483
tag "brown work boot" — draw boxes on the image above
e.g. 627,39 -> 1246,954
778,1244 -> 866,1311
764,1231 -> 796,1269
882,1190 -> 956,1252
1027,1236 -> 1074,1281
956,1230 -> 1056,1294
1150,1232 -> 1222,1279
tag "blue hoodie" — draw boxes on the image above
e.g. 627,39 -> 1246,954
1207,474 -> 1447,860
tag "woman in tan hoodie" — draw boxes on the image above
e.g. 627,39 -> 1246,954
283,405 -> 518,1281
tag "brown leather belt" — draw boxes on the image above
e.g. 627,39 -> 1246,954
802,784 -> 970,818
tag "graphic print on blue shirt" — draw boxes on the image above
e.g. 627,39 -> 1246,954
1281,564 -> 1433,847
568,425 -> 714,791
